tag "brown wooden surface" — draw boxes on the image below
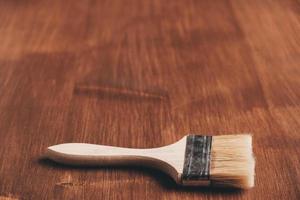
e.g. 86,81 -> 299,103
0,0 -> 299,199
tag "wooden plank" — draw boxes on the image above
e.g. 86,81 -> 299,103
0,0 -> 299,199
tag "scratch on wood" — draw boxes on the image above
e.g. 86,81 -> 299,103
0,194 -> 19,200
55,173 -> 76,188
55,181 -> 85,188
74,84 -> 169,101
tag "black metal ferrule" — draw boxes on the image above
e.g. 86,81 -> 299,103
182,135 -> 212,181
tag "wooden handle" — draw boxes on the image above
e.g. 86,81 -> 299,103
46,138 -> 187,182
47,143 -> 172,166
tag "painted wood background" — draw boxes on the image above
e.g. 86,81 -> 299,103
0,0 -> 299,199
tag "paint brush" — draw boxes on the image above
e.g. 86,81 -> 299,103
45,134 -> 255,189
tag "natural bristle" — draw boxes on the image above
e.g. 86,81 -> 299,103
210,134 -> 255,189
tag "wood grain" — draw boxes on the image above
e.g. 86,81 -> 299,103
0,0 -> 299,199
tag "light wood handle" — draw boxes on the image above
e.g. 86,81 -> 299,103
47,143 -> 171,166
46,138 -> 187,182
